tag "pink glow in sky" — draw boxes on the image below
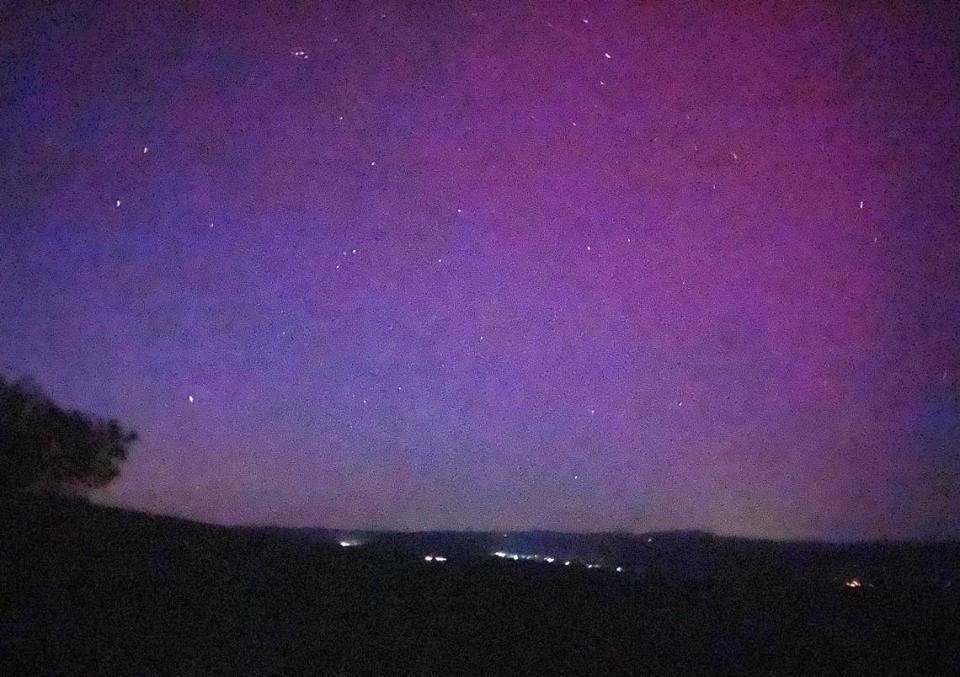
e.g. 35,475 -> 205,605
1,1 -> 958,539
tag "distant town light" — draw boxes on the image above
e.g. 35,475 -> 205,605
424,555 -> 434,561
845,577 -> 862,588
616,566 -> 623,573
339,541 -> 357,548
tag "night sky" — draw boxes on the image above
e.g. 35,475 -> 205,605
2,1 -> 958,540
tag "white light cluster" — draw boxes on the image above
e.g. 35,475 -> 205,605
496,551 -> 535,561
491,551 -> 625,572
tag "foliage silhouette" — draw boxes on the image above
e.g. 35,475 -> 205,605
0,376 -> 137,493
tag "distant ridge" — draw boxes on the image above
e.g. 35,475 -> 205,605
2,492 -> 959,675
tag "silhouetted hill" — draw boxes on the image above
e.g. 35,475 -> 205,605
2,494 -> 959,675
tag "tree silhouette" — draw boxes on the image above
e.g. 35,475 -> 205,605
0,376 -> 137,493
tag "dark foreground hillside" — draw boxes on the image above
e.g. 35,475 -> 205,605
1,495 -> 959,675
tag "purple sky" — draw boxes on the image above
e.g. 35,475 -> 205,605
2,1 -> 958,540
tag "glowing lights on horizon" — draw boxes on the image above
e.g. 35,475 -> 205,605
339,540 -> 358,548
845,577 -> 862,588
493,551 -> 623,572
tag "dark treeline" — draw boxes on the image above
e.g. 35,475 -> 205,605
2,493 -> 958,675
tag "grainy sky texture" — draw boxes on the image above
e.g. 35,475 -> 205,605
2,1 -> 958,539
